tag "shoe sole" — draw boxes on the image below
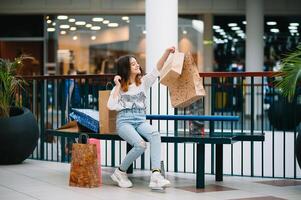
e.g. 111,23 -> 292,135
149,182 -> 171,189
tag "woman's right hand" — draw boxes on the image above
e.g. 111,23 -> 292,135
114,75 -> 121,87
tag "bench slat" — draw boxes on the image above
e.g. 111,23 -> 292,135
146,114 -> 239,121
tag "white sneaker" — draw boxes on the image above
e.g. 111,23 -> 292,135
149,171 -> 171,189
111,168 -> 133,188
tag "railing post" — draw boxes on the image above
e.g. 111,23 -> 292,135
174,108 -> 178,172
250,77 -> 254,177
39,80 -> 45,160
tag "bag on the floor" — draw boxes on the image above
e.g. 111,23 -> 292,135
88,138 -> 102,185
99,85 -> 117,134
169,52 -> 206,108
69,134 -> 100,188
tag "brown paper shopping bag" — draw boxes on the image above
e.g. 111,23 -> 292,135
160,51 -> 185,86
169,52 -> 206,108
69,134 -> 100,188
99,90 -> 117,134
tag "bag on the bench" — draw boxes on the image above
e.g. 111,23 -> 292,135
99,90 -> 117,134
69,108 -> 99,133
69,134 -> 100,188
169,52 -> 206,108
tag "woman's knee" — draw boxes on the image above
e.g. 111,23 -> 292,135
133,141 -> 147,153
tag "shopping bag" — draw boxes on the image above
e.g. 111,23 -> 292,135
99,89 -> 117,134
169,52 -> 206,108
160,51 -> 185,86
88,138 -> 101,185
69,134 -> 100,188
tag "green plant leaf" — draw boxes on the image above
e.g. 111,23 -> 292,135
0,56 -> 26,118
275,45 -> 301,102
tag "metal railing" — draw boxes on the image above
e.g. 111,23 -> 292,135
18,72 -> 301,179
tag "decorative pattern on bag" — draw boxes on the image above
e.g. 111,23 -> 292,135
168,52 -> 206,108
69,134 -> 100,188
69,109 -> 99,133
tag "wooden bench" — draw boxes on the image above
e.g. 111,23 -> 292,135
46,114 -> 264,188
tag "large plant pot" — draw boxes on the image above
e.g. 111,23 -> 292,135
0,107 -> 39,164
296,132 -> 301,169
268,98 -> 301,131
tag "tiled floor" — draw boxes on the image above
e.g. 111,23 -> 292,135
0,160 -> 300,200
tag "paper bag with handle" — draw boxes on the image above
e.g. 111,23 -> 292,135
168,52 -> 206,108
160,51 -> 185,86
69,133 -> 100,188
99,83 -> 117,134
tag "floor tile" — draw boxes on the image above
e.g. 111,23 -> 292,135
176,184 -> 237,193
255,180 -> 301,187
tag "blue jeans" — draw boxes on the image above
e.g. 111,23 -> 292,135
116,109 -> 161,171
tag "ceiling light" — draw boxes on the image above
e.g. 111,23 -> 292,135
86,24 -> 92,28
47,20 -> 52,24
73,36 -> 78,40
126,20 -> 130,23
57,15 -> 68,20
60,25 -> 70,29
103,20 -> 110,24
91,26 -> 101,30
236,30 -> 243,34
52,22 -> 56,26
108,23 -> 119,27
143,30 -> 146,34
70,27 -> 77,31
47,28 -> 55,32
122,16 -> 129,21
91,36 -> 96,40
182,30 -> 187,34
69,18 -> 76,22
231,27 -> 240,30
290,29 -> 298,33
213,25 -> 220,29
270,28 -> 279,33
242,21 -> 247,25
215,29 -> 224,32
290,23 -> 299,26
288,26 -> 298,30
92,17 -> 104,22
267,21 -> 277,25
75,21 -> 86,26
60,30 -> 66,35
228,23 -> 237,27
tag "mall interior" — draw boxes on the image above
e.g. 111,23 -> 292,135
0,0 -> 301,200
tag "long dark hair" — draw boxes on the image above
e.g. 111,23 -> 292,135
116,55 -> 142,92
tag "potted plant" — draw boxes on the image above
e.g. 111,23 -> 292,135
275,45 -> 301,169
0,56 -> 39,164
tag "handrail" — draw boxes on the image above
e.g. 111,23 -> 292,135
19,71 -> 281,80
199,71 -> 280,78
